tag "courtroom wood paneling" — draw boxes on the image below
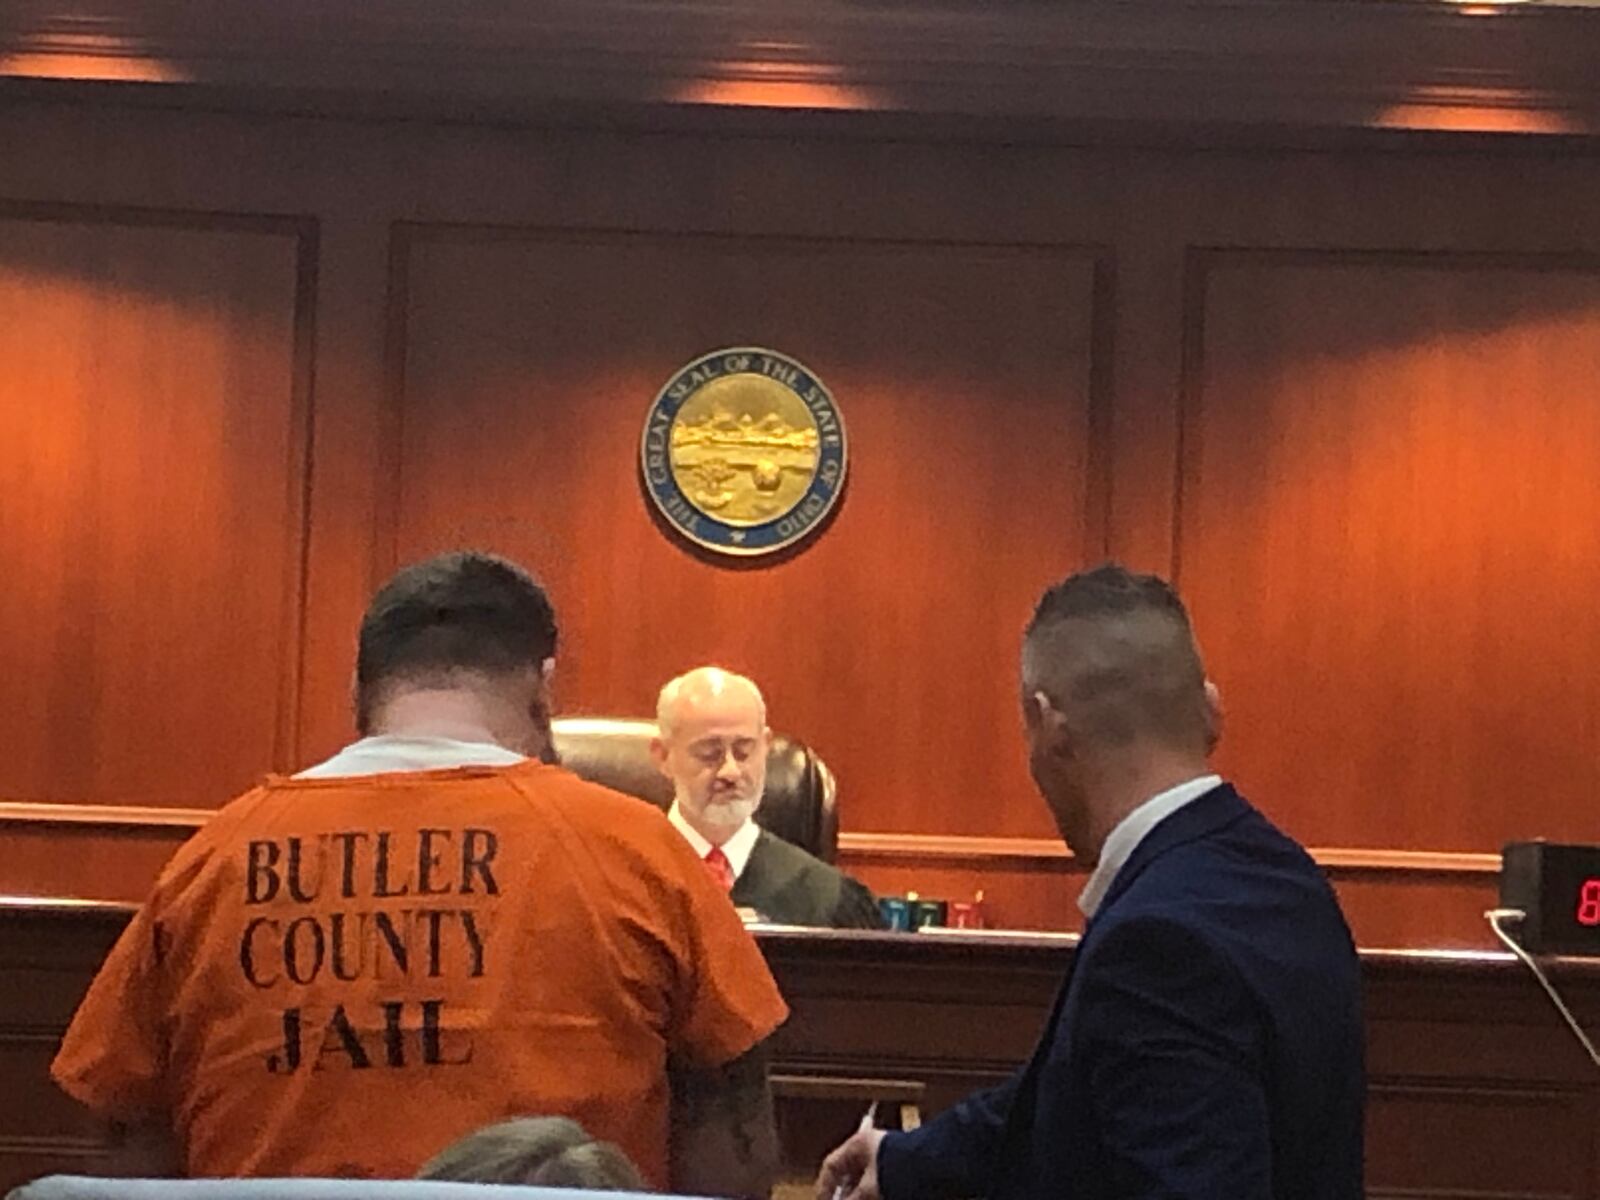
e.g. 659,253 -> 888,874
5,60 -> 1600,1200
0,818 -> 197,903
3,97 -> 1600,952
844,842 -> 1503,946
1367,1084 -> 1594,1200
0,905 -> 124,1187
392,225 -> 1108,839
1326,872 -> 1498,952
0,804 -> 1503,948
1177,249 -> 1600,860
0,202 -> 317,809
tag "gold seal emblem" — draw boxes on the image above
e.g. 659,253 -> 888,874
642,347 -> 847,556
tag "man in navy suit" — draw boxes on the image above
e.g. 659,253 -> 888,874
817,564 -> 1364,1200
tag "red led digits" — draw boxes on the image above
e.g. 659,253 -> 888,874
1576,879 -> 1600,927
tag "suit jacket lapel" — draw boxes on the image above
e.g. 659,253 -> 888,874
998,785 -> 1248,1183
1094,782 -> 1246,918
1000,924 -> 1088,1144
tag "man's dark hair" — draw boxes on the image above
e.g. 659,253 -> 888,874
1023,563 -> 1208,749
356,551 -> 558,732
1026,563 -> 1194,635
416,1116 -> 647,1190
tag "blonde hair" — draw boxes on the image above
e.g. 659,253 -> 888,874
416,1115 -> 648,1190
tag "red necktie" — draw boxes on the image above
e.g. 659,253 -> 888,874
704,846 -> 735,892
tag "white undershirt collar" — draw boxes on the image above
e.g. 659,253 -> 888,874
1077,774 -> 1223,918
668,800 -> 762,881
295,734 -> 525,778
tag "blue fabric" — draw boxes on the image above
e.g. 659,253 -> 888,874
878,784 -> 1364,1200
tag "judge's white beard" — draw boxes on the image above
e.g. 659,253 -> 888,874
684,788 -> 761,837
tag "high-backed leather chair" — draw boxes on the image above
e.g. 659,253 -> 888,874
550,716 -> 840,864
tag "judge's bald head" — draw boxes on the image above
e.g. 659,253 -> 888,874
652,666 -> 771,847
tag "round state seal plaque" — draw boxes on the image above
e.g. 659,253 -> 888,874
641,347 -> 847,556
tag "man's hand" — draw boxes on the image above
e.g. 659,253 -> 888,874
815,1123 -> 885,1200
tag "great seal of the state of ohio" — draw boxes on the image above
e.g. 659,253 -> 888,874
640,347 -> 847,556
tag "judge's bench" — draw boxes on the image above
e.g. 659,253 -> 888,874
3,899 -> 1599,1200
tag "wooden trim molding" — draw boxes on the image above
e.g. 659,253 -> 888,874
0,805 -> 1502,877
840,832 -> 1077,871
1312,847 -> 1501,876
839,831 -> 1500,877
0,803 -> 211,831
0,894 -> 140,914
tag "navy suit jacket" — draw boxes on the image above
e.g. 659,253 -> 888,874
878,784 -> 1364,1200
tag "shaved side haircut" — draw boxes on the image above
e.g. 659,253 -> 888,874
1023,564 -> 1209,753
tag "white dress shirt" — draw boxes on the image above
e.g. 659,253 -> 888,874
667,800 -> 762,882
1076,774 -> 1223,918
295,734 -> 525,778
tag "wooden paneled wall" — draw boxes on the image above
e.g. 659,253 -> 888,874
0,209 -> 315,807
5,97 -> 1600,944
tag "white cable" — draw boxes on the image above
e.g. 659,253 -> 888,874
1485,907 -> 1600,1070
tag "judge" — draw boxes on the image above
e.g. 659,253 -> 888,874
652,667 -> 883,929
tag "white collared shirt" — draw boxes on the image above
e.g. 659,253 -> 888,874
668,800 -> 762,882
1077,774 -> 1223,918
295,734 -> 525,778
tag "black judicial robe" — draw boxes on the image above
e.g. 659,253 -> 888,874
731,830 -> 884,930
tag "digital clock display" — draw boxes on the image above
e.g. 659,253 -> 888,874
1579,879 -> 1600,928
1501,842 -> 1600,955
